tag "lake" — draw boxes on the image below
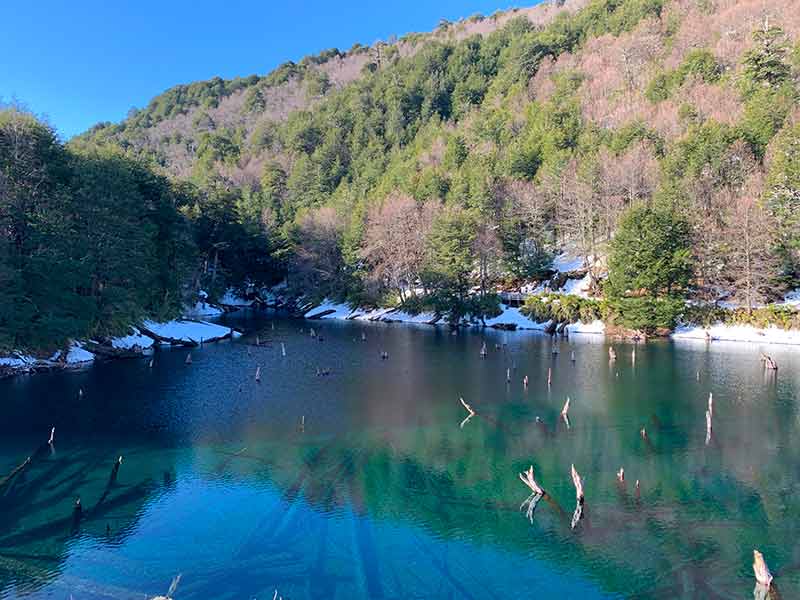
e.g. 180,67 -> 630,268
1,315 -> 798,599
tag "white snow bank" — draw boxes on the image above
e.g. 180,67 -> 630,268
65,342 -> 94,365
142,319 -> 239,344
672,323 -> 800,346
781,289 -> 800,307
560,273 -> 592,297
565,320 -> 605,335
185,301 -> 224,318
382,311 -> 439,324
220,289 -> 254,307
304,300 -> 354,320
353,307 -> 396,321
552,252 -> 585,273
484,305 -> 551,330
112,328 -> 155,351
0,354 -> 35,368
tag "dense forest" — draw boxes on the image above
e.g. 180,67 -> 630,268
3,0 -> 800,351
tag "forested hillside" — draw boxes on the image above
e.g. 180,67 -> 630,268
4,0 -> 800,350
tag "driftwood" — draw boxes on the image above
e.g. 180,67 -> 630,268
519,466 -> 545,522
459,397 -> 476,429
761,353 -> 778,371
753,550 -> 773,587
151,574 -> 181,600
561,397 -> 571,429
570,464 -> 585,530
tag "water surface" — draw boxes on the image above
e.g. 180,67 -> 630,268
1,316 -> 799,599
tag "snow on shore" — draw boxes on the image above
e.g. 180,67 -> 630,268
185,301 -> 224,318
65,342 -> 94,365
672,323 -> 800,346
142,319 -> 240,344
304,300 -> 355,320
353,307 -> 397,321
112,328 -> 155,352
221,289 -> 254,307
552,252 -> 585,273
382,311 -> 439,324
0,354 -> 35,368
484,305 -> 551,330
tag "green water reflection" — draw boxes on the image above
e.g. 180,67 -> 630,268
0,317 -> 798,599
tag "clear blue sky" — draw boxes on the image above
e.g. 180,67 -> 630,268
1,0 -> 522,139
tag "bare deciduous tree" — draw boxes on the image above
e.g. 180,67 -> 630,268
728,173 -> 782,312
361,192 -> 438,301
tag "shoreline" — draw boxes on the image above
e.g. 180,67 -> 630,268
0,318 -> 242,380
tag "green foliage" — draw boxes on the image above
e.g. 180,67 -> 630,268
0,109 -> 194,348
645,49 -> 722,103
521,294 -> 605,324
605,205 -> 693,331
684,303 -> 800,330
742,25 -> 791,93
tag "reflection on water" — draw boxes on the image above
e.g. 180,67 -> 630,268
2,315 -> 800,599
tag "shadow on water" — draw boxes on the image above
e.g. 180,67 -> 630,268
1,314 -> 800,598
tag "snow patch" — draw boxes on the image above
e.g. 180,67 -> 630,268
560,273 -> 592,297
565,320 -> 605,335
353,307 -> 397,321
304,300 -> 355,319
221,289 -> 254,307
484,305 -> 551,330
0,354 -> 35,368
552,252 -> 584,273
381,311 -> 439,324
142,319 -> 238,344
112,328 -> 155,351
672,323 -> 800,346
185,301 -> 224,318
65,342 -> 94,365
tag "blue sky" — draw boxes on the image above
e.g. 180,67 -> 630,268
1,0 -> 521,139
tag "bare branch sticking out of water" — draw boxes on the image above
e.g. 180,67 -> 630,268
708,392 -> 713,418
151,574 -> 181,600
571,464 -> 585,530
281,342 -> 286,357
519,466 -> 545,522
547,368 -> 552,387
753,550 -> 773,588
561,397 -> 571,429
705,409 -> 713,446
255,366 -> 261,382
617,468 -> 624,483
608,347 -> 617,362
460,397 -> 476,429
185,353 -> 192,365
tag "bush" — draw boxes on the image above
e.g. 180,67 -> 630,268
521,294 -> 605,324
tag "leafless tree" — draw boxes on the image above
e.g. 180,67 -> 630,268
290,206 -> 346,296
361,192 -> 438,301
727,173 -> 781,312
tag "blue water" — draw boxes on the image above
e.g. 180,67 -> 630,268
1,315 -> 798,599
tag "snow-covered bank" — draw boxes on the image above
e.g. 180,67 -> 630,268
672,323 -> 800,346
302,299 -> 604,335
0,317 -> 244,379
141,319 -> 241,346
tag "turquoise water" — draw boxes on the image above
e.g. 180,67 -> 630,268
1,316 -> 798,599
